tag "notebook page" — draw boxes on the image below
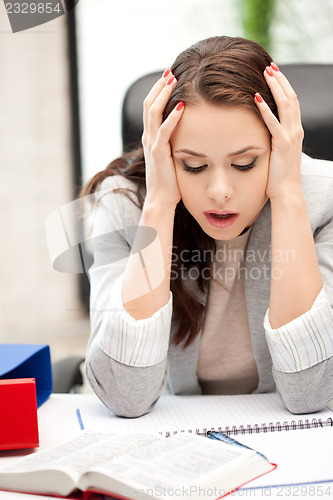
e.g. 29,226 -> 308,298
79,393 -> 333,436
235,426 -> 333,488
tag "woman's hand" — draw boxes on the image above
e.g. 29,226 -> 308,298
254,63 -> 304,201
255,63 -> 323,329
142,69 -> 185,209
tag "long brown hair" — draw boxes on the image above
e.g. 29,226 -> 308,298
82,36 -> 277,347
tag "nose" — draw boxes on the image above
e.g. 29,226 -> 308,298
206,169 -> 234,201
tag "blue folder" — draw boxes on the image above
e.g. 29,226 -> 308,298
0,344 -> 52,407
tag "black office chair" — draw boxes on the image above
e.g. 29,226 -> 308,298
53,64 -> 333,393
279,64 -> 333,161
122,71 -> 162,152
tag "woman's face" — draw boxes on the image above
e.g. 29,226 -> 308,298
171,102 -> 271,240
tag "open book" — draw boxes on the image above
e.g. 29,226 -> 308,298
0,431 -> 275,499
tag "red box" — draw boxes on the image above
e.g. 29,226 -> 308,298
0,378 -> 39,450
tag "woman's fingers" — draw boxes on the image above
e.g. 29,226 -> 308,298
270,63 -> 299,100
254,92 -> 282,139
142,66 -> 185,164
143,69 -> 170,121
142,71 -> 185,208
142,70 -> 176,145
255,62 -> 304,144
255,89 -> 304,148
146,75 -> 178,143
263,65 -> 302,125
255,66 -> 304,200
155,101 -> 185,149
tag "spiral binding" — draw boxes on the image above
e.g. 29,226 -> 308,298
163,417 -> 333,437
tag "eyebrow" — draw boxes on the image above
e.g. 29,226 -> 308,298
174,146 -> 265,158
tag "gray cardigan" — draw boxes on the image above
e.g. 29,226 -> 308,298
86,153 -> 333,417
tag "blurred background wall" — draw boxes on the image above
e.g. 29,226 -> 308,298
0,0 -> 332,366
0,5 -> 87,361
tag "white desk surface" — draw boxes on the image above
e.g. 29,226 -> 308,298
0,394 -> 332,500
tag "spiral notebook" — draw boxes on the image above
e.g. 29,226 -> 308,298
78,392 -> 333,437
78,393 -> 333,490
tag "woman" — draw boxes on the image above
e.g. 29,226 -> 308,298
83,36 -> 333,417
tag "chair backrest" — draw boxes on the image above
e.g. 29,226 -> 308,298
121,65 -> 333,161
280,64 -> 333,161
121,71 -> 162,153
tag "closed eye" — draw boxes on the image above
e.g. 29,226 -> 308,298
232,158 -> 258,171
181,161 -> 207,173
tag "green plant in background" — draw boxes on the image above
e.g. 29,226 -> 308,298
241,0 -> 276,53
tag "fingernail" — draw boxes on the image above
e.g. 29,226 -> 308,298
166,75 -> 175,85
271,62 -> 279,72
176,101 -> 184,111
265,66 -> 274,77
255,92 -> 263,103
163,68 -> 171,78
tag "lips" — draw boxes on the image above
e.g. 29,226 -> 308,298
204,210 -> 239,229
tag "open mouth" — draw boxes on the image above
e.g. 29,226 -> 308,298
210,213 -> 233,219
204,211 -> 239,228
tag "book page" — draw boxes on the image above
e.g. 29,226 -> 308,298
1,432 -> 160,478
0,433 -> 114,496
86,433 -> 247,486
79,432 -> 269,499
0,432 -> 159,497
79,393 -> 333,436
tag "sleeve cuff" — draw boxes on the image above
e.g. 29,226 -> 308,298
96,274 -> 172,367
264,287 -> 333,373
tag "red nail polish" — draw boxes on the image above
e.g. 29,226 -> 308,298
265,66 -> 274,77
271,62 -> 279,72
166,75 -> 175,85
176,101 -> 184,111
255,92 -> 263,103
163,68 -> 171,78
